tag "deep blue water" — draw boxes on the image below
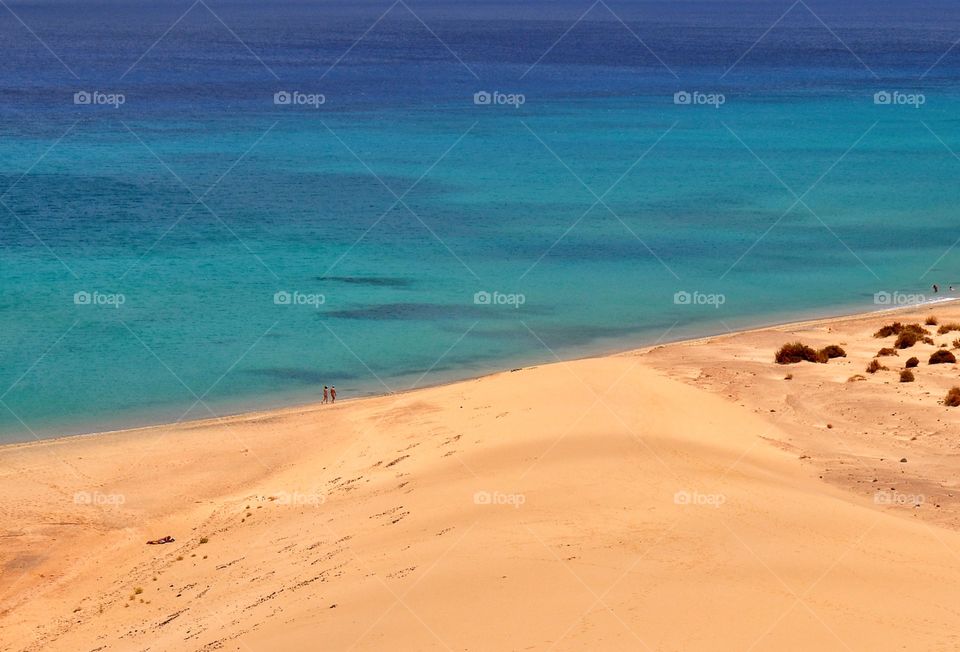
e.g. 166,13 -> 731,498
3,0 -> 960,440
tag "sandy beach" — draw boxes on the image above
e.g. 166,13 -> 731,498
3,303 -> 960,651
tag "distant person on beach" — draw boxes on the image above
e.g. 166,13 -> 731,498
330,386 -> 336,403
322,385 -> 329,404
932,284 -> 939,293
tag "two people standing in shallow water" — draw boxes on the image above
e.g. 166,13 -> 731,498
322,385 -> 337,404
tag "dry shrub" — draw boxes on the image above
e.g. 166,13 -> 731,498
874,322 -> 929,338
874,322 -> 903,338
819,344 -> 846,359
775,342 -> 825,364
953,338 -> 960,349
905,357 -> 919,368
847,374 -> 867,382
946,387 -> 960,407
926,315 -> 939,326
894,328 -> 932,349
900,369 -> 915,382
929,349 -> 957,365
866,359 -> 887,374
877,347 -> 898,357
937,323 -> 960,335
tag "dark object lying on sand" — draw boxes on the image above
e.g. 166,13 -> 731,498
146,535 -> 175,545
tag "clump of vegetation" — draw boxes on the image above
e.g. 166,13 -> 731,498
847,374 -> 867,382
929,350 -> 957,365
875,322 -> 928,338
199,537 -> 209,545
923,336 -> 935,345
784,373 -> 793,380
905,357 -> 919,368
926,315 -> 939,326
866,359 -> 887,374
775,342 -> 825,364
952,338 -> 960,349
894,329 -> 930,349
900,369 -> 915,383
946,387 -> 960,407
937,323 -> 960,335
874,322 -> 903,338
877,347 -> 898,357
819,344 -> 847,359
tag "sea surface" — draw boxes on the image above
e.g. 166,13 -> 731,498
2,0 -> 960,441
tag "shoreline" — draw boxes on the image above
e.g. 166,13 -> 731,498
4,295 -> 956,453
5,295 -> 958,452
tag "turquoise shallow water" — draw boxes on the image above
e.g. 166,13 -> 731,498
2,0 -> 960,441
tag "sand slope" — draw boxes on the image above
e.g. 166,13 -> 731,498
2,336 -> 960,650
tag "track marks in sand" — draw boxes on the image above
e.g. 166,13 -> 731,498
369,505 -> 410,525
386,566 -> 417,580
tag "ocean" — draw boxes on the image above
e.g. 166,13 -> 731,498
2,0 -> 960,440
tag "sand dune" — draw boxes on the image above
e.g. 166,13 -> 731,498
2,306 -> 960,650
